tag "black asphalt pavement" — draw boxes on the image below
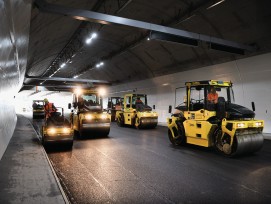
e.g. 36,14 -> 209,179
32,117 -> 271,204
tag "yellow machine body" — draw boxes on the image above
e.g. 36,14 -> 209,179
116,93 -> 158,128
69,89 -> 111,137
41,107 -> 73,148
42,126 -> 73,143
167,80 -> 264,156
32,100 -> 45,119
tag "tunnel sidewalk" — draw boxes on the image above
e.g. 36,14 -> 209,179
0,115 -> 66,204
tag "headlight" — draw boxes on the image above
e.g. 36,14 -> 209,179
63,127 -> 71,134
85,114 -> 92,120
101,114 -> 107,119
237,123 -> 245,128
255,122 -> 263,127
47,128 -> 56,135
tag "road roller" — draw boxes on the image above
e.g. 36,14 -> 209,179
32,100 -> 45,119
41,107 -> 74,148
68,88 -> 111,138
116,93 -> 158,129
167,80 -> 264,157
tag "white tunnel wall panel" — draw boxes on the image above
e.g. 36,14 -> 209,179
108,52 -> 271,134
0,0 -> 31,160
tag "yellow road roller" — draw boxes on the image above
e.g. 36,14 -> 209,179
32,100 -> 45,119
41,107 -> 74,148
68,88 -> 111,138
167,80 -> 264,157
116,93 -> 158,129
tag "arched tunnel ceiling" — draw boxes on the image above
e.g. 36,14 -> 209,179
24,0 -> 271,91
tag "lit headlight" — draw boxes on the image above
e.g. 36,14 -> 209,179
101,114 -> 107,119
63,127 -> 71,134
48,128 -> 56,135
85,114 -> 92,120
255,122 -> 263,127
237,123 -> 245,128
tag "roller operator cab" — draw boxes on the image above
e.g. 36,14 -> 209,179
69,89 -> 111,137
116,94 -> 158,129
32,100 -> 45,119
167,80 -> 264,157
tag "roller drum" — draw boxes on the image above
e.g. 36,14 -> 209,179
233,134 -> 264,156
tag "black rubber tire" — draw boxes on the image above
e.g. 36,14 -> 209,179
168,123 -> 186,146
66,141 -> 73,149
135,117 -> 141,129
111,115 -> 116,122
213,128 -> 233,157
117,115 -> 124,127
103,129 -> 110,137
74,129 -> 80,139
79,126 -> 84,139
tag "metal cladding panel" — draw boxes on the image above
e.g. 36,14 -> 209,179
0,0 -> 32,160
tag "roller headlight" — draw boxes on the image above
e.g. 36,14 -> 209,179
237,123 -> 245,128
101,114 -> 107,119
255,122 -> 263,127
85,114 -> 92,120
47,128 -> 56,135
63,127 -> 71,134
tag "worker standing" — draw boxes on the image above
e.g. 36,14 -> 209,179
44,98 -> 57,120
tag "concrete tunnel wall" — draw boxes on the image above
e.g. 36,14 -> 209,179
108,52 -> 271,135
0,0 -> 32,160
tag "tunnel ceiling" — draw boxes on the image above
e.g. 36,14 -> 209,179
23,0 -> 271,91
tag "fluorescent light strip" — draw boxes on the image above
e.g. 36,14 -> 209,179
207,0 -> 225,10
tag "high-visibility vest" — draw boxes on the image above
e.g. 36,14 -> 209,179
207,93 -> 218,103
44,103 -> 55,118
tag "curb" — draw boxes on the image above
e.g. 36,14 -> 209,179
24,115 -> 71,204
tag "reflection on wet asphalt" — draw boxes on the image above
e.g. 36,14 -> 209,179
32,118 -> 271,204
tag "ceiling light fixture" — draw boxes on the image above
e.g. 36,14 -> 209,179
86,32 -> 98,44
207,0 -> 225,10
60,63 -> 66,68
95,61 -> 104,68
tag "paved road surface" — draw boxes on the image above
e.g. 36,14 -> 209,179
32,118 -> 271,204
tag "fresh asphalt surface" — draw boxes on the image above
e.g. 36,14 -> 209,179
31,117 -> 271,204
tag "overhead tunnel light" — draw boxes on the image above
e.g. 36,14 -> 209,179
96,62 -> 104,68
207,0 -> 225,10
86,33 -> 98,44
60,63 -> 66,68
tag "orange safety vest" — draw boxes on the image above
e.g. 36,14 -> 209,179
136,99 -> 142,104
207,93 -> 218,103
44,103 -> 56,118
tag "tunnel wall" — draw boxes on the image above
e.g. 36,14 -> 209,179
0,0 -> 32,160
108,52 -> 271,134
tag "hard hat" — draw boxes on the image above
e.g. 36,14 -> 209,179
44,98 -> 49,103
